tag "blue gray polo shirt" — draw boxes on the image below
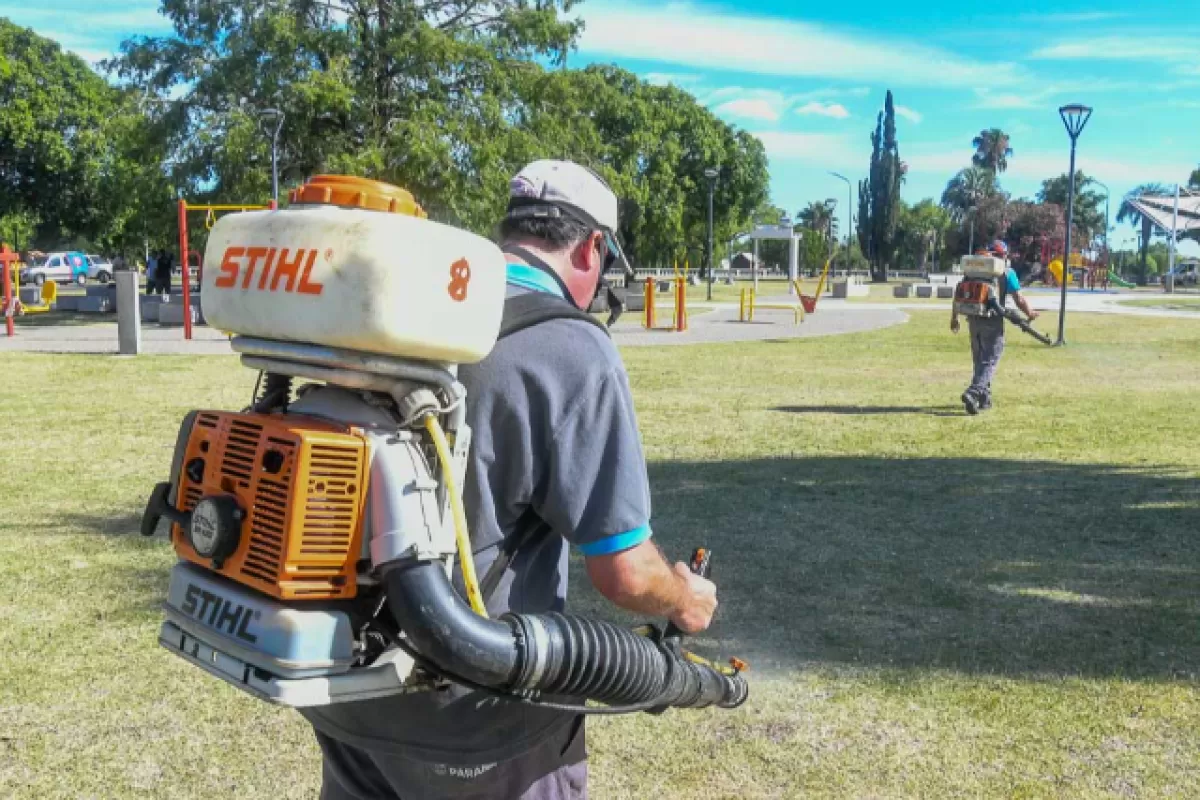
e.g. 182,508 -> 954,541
302,263 -> 654,765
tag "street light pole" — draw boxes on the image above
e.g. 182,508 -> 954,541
1056,103 -> 1093,347
704,168 -> 719,302
830,172 -> 853,253
261,108 -> 286,204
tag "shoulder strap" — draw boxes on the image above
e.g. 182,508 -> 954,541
499,291 -> 609,340
476,293 -> 607,603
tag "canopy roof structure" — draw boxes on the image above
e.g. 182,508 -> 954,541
1123,191 -> 1200,237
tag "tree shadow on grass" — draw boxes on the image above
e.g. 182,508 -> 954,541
568,457 -> 1200,681
41,456 -> 1200,681
773,405 -> 962,417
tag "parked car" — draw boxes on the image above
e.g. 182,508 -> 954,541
86,255 -> 115,283
1167,261 -> 1200,286
19,252 -> 90,286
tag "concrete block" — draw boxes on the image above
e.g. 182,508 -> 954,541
915,285 -> 934,298
833,279 -> 871,299
55,294 -> 80,311
936,285 -> 955,299
19,287 -> 41,304
78,296 -> 114,313
158,302 -> 199,327
86,284 -> 116,298
893,284 -> 914,298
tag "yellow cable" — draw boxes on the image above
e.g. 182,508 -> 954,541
424,415 -> 488,617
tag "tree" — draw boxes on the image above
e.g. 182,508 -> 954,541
798,201 -> 834,239
1117,183 -> 1170,285
1006,200 -> 1064,264
1037,171 -> 1104,247
857,90 -> 902,282
895,199 -> 951,272
940,167 -> 1002,255
0,19 -> 151,250
1190,166 -> 1200,190
972,128 -> 1012,173
112,6 -> 769,267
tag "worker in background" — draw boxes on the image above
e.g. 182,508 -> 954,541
306,160 -> 719,800
144,251 -> 157,296
950,240 -> 1039,414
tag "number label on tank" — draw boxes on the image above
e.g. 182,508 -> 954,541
448,258 -> 471,302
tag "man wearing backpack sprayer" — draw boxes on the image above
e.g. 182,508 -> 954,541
311,160 -> 719,799
950,240 -> 1040,415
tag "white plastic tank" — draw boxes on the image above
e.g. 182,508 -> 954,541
960,255 -> 1007,280
201,176 -> 506,364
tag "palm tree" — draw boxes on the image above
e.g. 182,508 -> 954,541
972,128 -> 1013,173
941,167 -> 1000,253
797,201 -> 835,239
1117,183 -> 1170,285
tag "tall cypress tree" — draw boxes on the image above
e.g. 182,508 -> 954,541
859,91 -> 902,281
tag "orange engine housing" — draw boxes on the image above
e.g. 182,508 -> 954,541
173,411 -> 370,600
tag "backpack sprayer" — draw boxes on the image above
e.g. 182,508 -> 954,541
953,255 -> 1051,345
140,175 -> 748,716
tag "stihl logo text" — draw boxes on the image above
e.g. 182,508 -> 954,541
181,583 -> 260,643
214,247 -> 325,295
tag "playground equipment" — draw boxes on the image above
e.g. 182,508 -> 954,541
140,174 -> 747,718
644,276 -> 688,331
1107,270 -> 1135,289
799,260 -> 832,314
739,287 -> 804,325
1,244 -> 17,336
177,198 -> 275,340
17,279 -> 57,314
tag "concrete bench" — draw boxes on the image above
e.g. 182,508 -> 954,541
158,302 -> 204,327
78,296 -> 114,313
893,284 -> 914,298
915,285 -> 934,298
55,295 -> 80,312
832,279 -> 870,299
85,284 -> 116,298
936,286 -> 955,299
19,287 -> 41,304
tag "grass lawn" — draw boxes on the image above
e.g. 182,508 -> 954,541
4,310 -> 1200,798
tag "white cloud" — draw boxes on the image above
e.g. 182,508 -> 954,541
1017,11 -> 1128,23
714,98 -> 781,122
894,105 -> 922,124
576,2 -> 1023,88
905,147 -> 1195,188
795,102 -> 850,119
1032,36 -> 1198,64
644,73 -> 701,87
751,131 -> 865,170
790,86 -> 871,103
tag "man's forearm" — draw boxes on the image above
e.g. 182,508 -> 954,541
1014,295 -> 1035,316
585,540 -> 688,619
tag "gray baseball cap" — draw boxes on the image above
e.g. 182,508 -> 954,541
507,160 -> 619,233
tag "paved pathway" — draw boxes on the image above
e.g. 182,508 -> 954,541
611,304 -> 907,346
2,288 -> 1193,355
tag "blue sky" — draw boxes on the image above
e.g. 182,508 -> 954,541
10,0 -> 1200,251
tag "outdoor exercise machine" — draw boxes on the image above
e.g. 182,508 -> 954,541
738,287 -> 803,325
644,276 -> 688,332
176,199 -> 275,340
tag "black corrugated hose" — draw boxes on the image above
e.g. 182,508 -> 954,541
384,561 -> 747,714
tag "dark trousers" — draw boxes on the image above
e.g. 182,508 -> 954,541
316,717 -> 587,800
968,315 -> 1005,397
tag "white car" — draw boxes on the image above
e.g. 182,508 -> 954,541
20,252 -> 90,286
86,255 -> 115,283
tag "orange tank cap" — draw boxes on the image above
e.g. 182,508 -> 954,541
288,175 -> 427,217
